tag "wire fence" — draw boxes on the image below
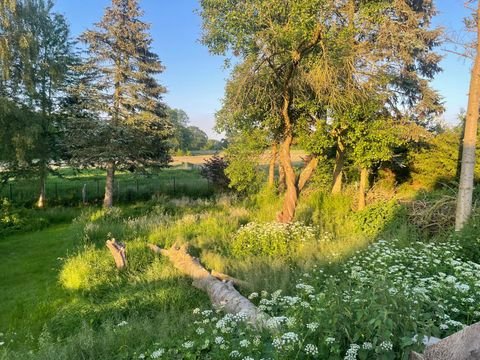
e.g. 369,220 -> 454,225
1,176 -> 213,206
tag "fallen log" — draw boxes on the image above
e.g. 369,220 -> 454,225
410,321 -> 480,360
210,269 -> 251,289
148,243 -> 270,329
106,239 -> 127,269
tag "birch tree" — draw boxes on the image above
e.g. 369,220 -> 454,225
455,1 -> 480,230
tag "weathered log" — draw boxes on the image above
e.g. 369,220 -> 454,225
210,270 -> 251,289
148,243 -> 270,329
106,239 -> 127,269
410,321 -> 480,360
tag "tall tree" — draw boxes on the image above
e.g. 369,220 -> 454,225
79,0 -> 171,208
0,0 -> 74,207
201,0 -> 328,222
455,1 -> 480,230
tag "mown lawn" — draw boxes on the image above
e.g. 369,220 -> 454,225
0,224 -> 77,337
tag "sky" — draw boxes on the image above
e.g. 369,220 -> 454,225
53,1 -> 473,139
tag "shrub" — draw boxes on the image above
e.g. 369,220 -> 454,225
455,212 -> 480,263
353,200 -> 400,237
200,155 -> 230,191
231,222 -> 317,258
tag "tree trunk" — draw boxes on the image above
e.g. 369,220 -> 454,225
331,139 -> 345,194
455,2 -> 480,231
103,161 -> 115,208
36,171 -> 46,208
148,244 -> 270,329
278,163 -> 286,192
277,134 -> 298,223
358,167 -> 369,211
297,156 -> 319,192
268,143 -> 277,188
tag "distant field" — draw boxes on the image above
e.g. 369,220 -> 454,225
171,149 -> 307,165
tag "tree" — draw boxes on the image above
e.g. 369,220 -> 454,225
0,0 -> 74,207
78,0 -> 171,208
456,0 -> 480,230
202,0 -> 442,222
305,0 -> 443,196
201,1 -> 328,222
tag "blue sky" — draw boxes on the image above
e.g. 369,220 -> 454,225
53,1 -> 473,139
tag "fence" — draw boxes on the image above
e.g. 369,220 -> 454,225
1,175 -> 213,206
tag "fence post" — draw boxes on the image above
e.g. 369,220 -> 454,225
82,183 -> 87,205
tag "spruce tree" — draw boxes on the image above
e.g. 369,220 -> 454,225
79,0 -> 171,208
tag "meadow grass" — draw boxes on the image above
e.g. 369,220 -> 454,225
1,186 -> 477,359
0,166 -> 212,206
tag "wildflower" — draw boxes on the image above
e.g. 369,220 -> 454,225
248,292 -> 259,299
362,342 -> 373,350
192,308 -> 200,315
215,336 -> 225,345
306,322 -> 319,331
151,348 -> 165,359
281,332 -> 299,345
196,327 -> 205,335
325,337 -> 336,345
182,341 -> 194,349
379,341 -> 393,351
240,339 -> 251,348
344,344 -> 360,360
229,350 -> 241,358
304,343 -> 318,356
116,321 -> 128,327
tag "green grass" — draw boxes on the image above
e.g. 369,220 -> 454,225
0,224 -> 77,336
0,166 -> 212,207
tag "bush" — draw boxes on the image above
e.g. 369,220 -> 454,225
231,222 -> 317,258
200,155 -> 230,191
353,200 -> 400,237
455,212 -> 480,263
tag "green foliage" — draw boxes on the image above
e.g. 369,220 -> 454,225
69,0 -> 172,176
0,200 -> 79,237
455,211 -> 480,263
200,155 -> 230,191
353,200 -> 400,237
231,222 -> 317,258
224,131 -> 266,193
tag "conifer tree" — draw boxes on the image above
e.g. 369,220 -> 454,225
78,0 -> 171,208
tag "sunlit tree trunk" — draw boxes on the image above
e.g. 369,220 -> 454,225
358,167 -> 368,211
278,163 -> 286,192
36,167 -> 46,208
103,161 -> 115,208
332,139 -> 345,194
268,143 -> 277,188
277,133 -> 298,223
455,2 -> 480,231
